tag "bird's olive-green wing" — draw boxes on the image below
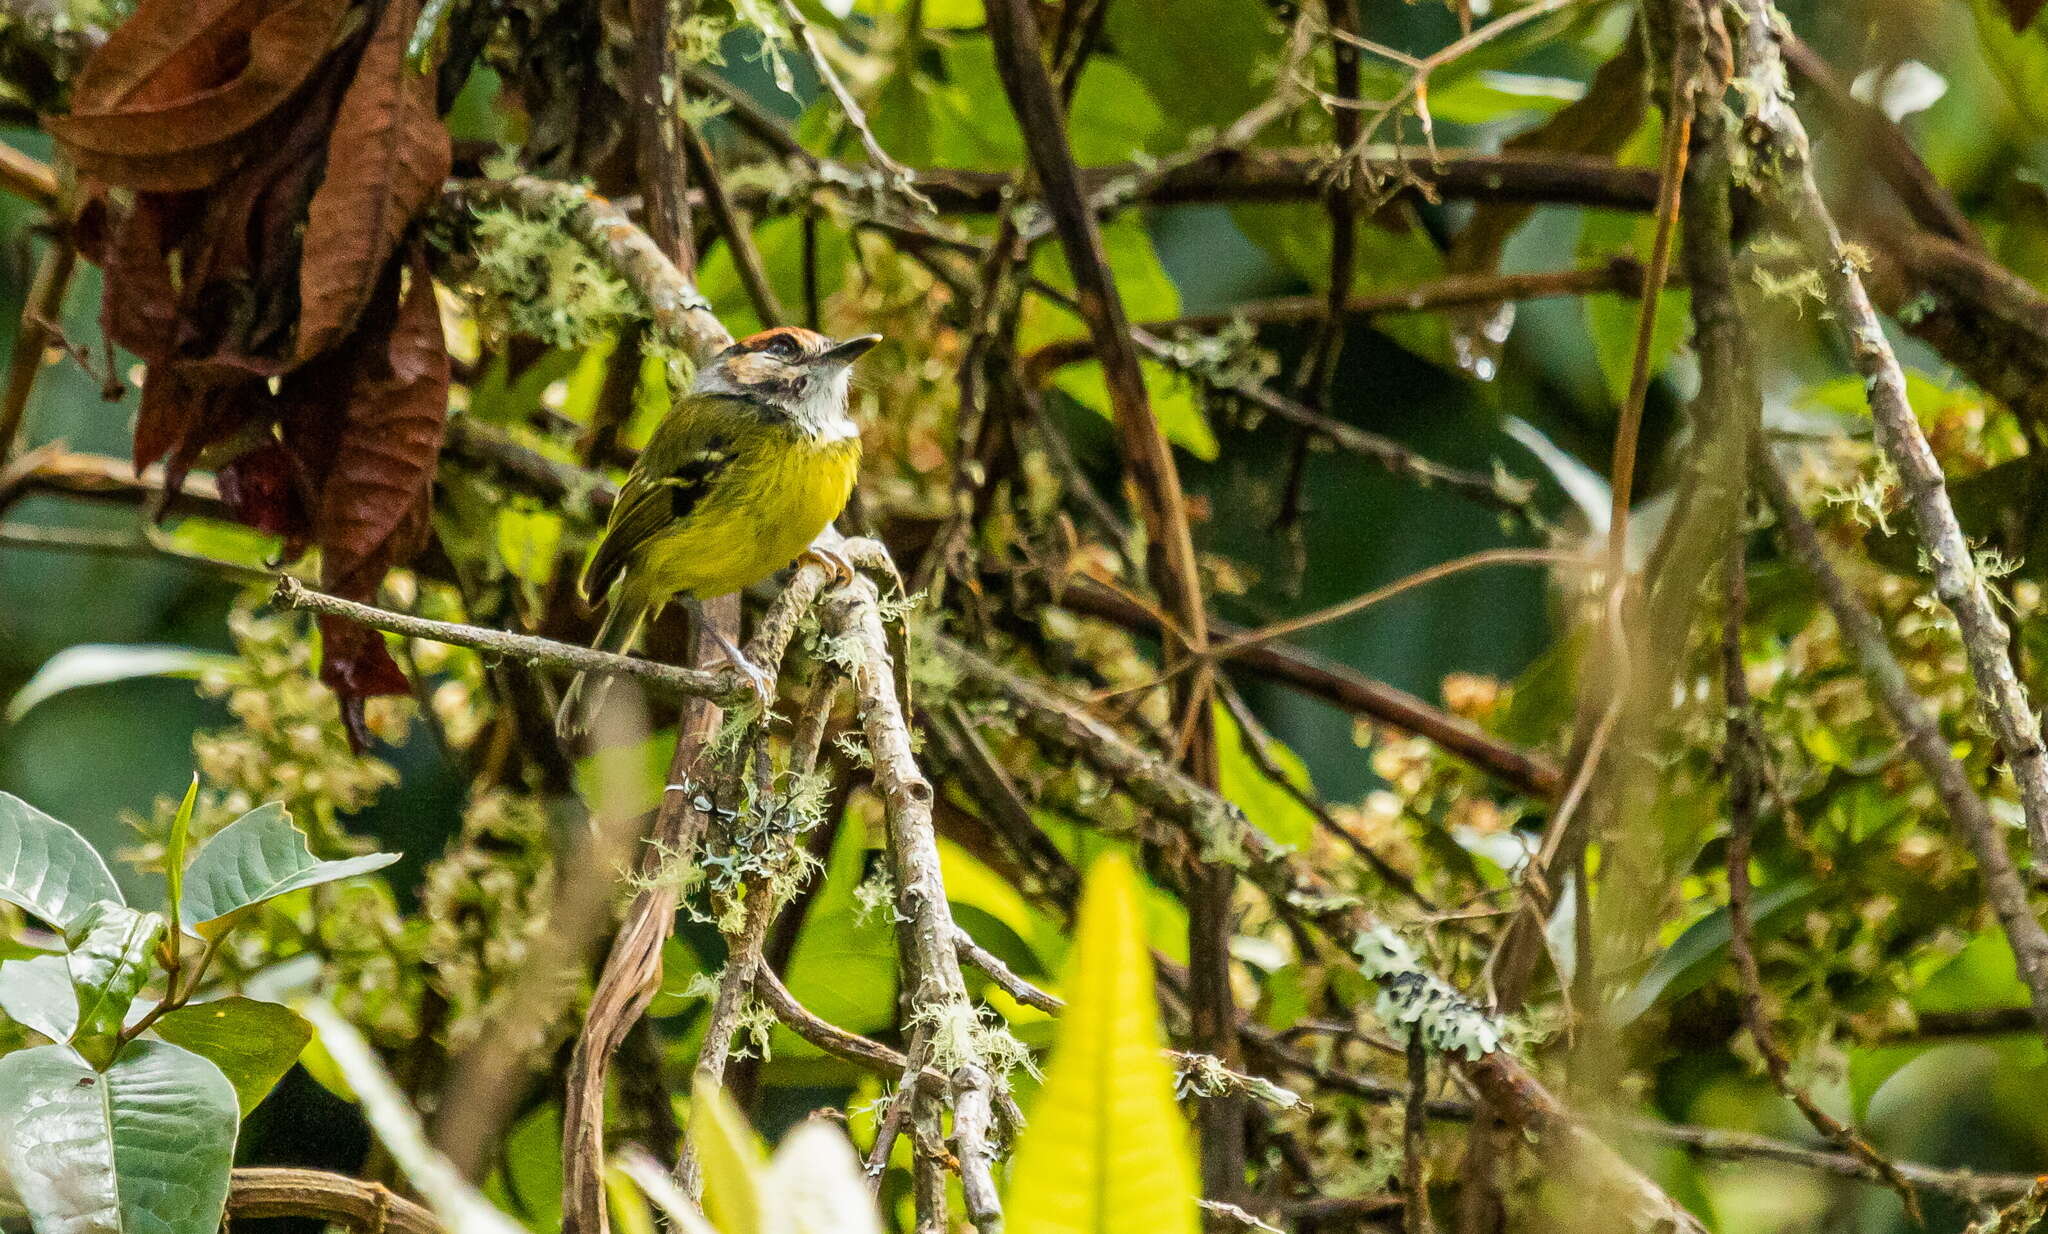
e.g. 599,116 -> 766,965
579,414 -> 739,600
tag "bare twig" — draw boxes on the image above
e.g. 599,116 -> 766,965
1721,534 -> 1924,1223
271,576 -> 748,705
1403,1038 -> 1436,1234
0,238 -> 76,460
1053,577 -> 1564,797
0,140 -> 58,208
775,0 -> 927,207
1023,262 -> 1648,356
1124,326 -> 1541,523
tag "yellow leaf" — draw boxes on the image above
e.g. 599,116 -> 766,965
691,1079 -> 769,1234
1005,854 -> 1200,1234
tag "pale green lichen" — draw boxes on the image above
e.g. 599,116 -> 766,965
457,197 -> 646,349
1173,1051 -> 1307,1110
853,867 -> 901,925
913,1001 -> 1039,1090
1354,926 -> 1504,1060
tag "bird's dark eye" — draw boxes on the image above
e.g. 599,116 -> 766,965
762,333 -> 802,359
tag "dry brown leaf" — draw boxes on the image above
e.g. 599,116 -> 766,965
295,0 -> 451,359
50,0 -> 350,191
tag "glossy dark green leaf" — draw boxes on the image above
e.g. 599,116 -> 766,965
1610,879 -> 1816,1026
0,1040 -> 238,1234
151,997 -> 311,1115
1101,0 -> 1280,131
179,804 -> 399,939
0,792 -> 125,934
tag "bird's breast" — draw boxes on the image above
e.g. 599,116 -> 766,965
639,433 -> 861,600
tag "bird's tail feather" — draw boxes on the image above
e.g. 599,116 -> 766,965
555,600 -> 646,742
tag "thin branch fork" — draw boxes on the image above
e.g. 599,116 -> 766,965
1052,575 -> 1564,798
821,571 -> 1006,1232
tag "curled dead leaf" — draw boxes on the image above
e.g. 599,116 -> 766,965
49,0 -> 352,191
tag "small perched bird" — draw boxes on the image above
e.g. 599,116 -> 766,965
556,326 -> 881,740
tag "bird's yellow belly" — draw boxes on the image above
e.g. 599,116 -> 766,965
638,437 -> 860,601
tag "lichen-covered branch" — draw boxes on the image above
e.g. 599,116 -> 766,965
822,573 -> 1006,1233
1735,0 -> 2048,876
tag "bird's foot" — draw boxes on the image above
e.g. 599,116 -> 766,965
698,618 -> 775,712
800,544 -> 857,588
731,654 -> 776,713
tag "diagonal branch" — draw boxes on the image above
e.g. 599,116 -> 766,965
981,0 -> 1246,1192
1735,0 -> 2048,879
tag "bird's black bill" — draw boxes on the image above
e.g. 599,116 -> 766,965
816,334 -> 883,366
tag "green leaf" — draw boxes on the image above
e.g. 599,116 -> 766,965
0,954 -> 80,1040
782,816 -> 898,1032
1580,205 -> 1688,407
151,997 -> 311,1116
1101,0 -> 1281,131
1213,702 -> 1316,851
0,1040 -> 238,1234
163,777 -> 197,948
7,646 -> 235,724
179,804 -> 400,939
1970,0 -> 2048,134
690,1079 -> 769,1234
1007,853 -> 1200,1234
854,0 -> 982,29
861,39 -> 1165,174
1609,879 -> 1816,1026
0,791 -> 125,933
65,902 -> 165,1069
1024,218 -> 1217,459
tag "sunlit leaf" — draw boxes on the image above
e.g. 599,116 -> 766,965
0,792 -> 125,934
691,1080 -> 768,1234
179,804 -> 399,939
151,997 -> 311,1115
767,1121 -> 885,1234
1007,854 -> 1200,1234
0,954 -> 80,1041
1212,702 -> 1315,851
163,776 -> 196,945
65,902 -> 165,1069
